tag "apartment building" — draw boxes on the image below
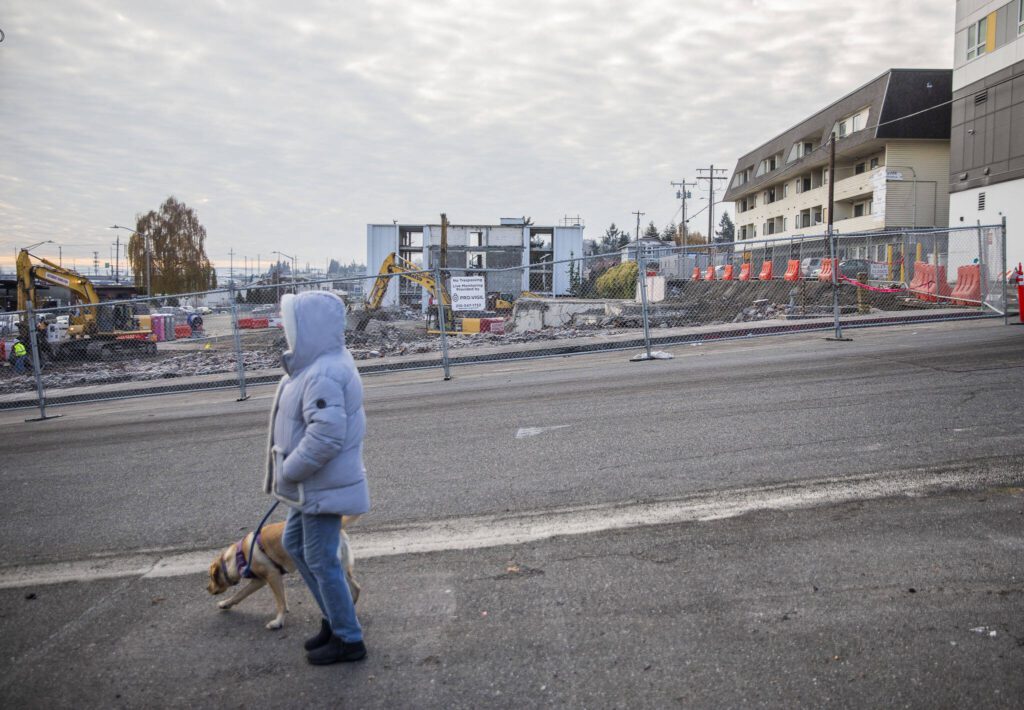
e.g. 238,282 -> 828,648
949,0 -> 1024,268
366,217 -> 584,308
724,69 -> 952,253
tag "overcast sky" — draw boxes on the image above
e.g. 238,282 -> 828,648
1,0 -> 954,273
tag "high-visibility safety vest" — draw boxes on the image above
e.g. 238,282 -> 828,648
12,342 -> 27,358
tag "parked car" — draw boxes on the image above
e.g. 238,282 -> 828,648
839,259 -> 872,280
800,257 -> 823,278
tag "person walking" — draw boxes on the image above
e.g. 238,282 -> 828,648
264,291 -> 370,665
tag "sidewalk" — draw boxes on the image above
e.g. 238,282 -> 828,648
0,308 -> 993,410
1,484 -> 1020,708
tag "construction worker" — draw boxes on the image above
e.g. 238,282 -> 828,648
9,338 -> 29,374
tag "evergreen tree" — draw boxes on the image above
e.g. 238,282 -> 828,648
568,251 -> 583,296
661,222 -> 677,242
643,221 -> 660,240
716,213 -> 736,243
601,223 -> 626,253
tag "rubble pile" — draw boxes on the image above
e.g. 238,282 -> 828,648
0,347 -> 285,395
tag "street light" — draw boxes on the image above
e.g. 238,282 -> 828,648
110,225 -> 152,296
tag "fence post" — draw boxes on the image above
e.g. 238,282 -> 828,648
229,284 -> 249,401
433,262 -> 452,381
828,227 -> 846,340
24,300 -> 59,422
1002,217 -> 1009,324
636,246 -> 653,359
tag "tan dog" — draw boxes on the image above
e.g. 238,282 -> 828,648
206,516 -> 361,630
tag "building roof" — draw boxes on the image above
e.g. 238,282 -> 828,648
723,68 -> 952,202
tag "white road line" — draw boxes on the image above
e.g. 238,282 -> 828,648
0,465 -> 1020,590
515,425 -> 571,439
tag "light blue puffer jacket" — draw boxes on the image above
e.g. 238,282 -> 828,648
262,291 -> 370,516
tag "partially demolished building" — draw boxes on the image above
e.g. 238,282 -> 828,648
366,217 -> 584,308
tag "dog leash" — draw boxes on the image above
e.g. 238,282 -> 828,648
247,500 -> 280,571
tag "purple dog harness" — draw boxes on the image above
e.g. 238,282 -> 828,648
223,532 -> 286,581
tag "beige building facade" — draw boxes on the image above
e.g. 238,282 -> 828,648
725,69 -> 953,246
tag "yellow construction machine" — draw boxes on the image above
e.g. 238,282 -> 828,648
16,249 -> 155,360
359,253 -> 452,332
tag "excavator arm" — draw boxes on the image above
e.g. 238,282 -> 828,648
17,250 -> 102,316
365,253 -> 450,310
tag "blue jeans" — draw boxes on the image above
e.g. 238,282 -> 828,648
13,356 -> 28,374
283,508 -> 363,643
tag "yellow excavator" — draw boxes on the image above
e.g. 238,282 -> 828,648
358,253 -> 452,332
16,249 -> 155,360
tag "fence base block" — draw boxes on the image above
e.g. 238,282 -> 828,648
630,350 -> 674,361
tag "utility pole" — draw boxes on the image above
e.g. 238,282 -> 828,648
696,165 -> 728,244
632,210 -> 645,241
826,133 -> 846,341
229,247 -> 235,286
671,179 -> 697,244
93,251 -> 99,277
114,236 -> 120,283
440,213 -> 449,270
58,246 -> 62,268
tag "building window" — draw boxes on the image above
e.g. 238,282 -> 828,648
870,157 -> 879,169
1020,0 -> 1023,35
783,183 -> 789,198
853,200 -> 872,218
468,230 -> 484,247
855,162 -> 865,175
967,17 -> 988,60
467,252 -> 486,269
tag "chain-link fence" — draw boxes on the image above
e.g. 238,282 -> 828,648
2,223 -> 1011,416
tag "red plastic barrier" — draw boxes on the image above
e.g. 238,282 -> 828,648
818,258 -> 836,282
758,261 -> 773,280
738,263 -> 751,281
721,264 -> 734,281
783,259 -> 800,282
705,266 -> 716,281
949,265 -> 981,305
692,266 -> 702,281
909,263 -> 951,302
908,261 -> 930,292
174,325 -> 193,338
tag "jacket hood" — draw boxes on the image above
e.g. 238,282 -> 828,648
280,291 -> 347,373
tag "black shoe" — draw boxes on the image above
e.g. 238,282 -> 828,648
306,636 -> 367,665
303,619 -> 333,652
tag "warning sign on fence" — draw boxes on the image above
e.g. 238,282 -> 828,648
450,276 -> 486,311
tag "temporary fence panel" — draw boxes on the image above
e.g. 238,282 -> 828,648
0,224 -> 1008,413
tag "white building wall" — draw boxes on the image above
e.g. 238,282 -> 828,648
950,180 -> 1023,271
366,224 -> 400,306
552,226 -> 583,295
884,141 -> 951,228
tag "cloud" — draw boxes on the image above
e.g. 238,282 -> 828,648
0,0 -> 954,269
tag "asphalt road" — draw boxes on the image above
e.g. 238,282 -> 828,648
0,319 -> 1022,707
0,319 -> 1020,564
